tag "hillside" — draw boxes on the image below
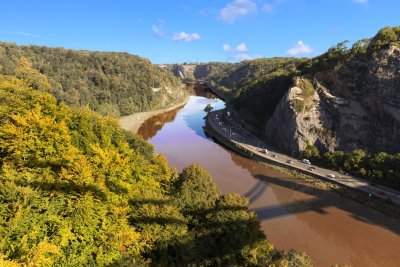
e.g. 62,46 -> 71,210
169,58 -> 302,101
0,74 -> 312,266
0,42 -> 186,117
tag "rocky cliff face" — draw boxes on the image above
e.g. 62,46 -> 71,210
170,64 -> 197,82
265,46 -> 400,154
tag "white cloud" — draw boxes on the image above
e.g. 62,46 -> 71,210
223,44 -> 231,51
172,31 -> 201,42
4,31 -> 39,37
152,25 -> 163,37
287,40 -> 313,56
353,0 -> 367,3
152,19 -> 166,37
263,3 -> 274,13
223,42 -> 248,52
230,53 -> 253,61
219,0 -> 257,23
223,42 -> 254,61
235,42 -> 248,52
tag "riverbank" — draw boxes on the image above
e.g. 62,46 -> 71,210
119,96 -> 189,134
205,109 -> 400,207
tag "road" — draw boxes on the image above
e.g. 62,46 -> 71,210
207,109 -> 400,206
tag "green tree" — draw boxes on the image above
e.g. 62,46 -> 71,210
173,164 -> 220,215
370,27 -> 399,49
303,141 -> 320,159
344,149 -> 368,176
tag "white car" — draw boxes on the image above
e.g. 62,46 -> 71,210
302,159 -> 311,165
263,149 -> 269,154
327,174 -> 335,178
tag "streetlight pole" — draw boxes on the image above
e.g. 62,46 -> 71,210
292,150 -> 295,159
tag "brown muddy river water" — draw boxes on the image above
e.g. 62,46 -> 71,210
137,92 -> 400,267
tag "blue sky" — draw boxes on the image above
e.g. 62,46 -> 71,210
0,0 -> 399,63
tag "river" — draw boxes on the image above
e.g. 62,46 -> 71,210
137,86 -> 400,267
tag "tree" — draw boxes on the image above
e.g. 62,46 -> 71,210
14,57 -> 51,91
173,164 -> 220,215
344,149 -> 368,175
303,141 -> 320,159
204,104 -> 213,113
371,27 -> 399,49
322,151 -> 345,169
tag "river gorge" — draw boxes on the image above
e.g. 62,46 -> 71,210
135,85 -> 400,267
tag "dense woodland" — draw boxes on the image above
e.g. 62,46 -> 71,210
0,42 -> 185,117
0,68 -> 312,266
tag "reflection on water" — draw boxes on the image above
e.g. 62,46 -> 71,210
138,88 -> 400,267
138,83 -> 220,140
186,83 -> 219,99
137,106 -> 183,140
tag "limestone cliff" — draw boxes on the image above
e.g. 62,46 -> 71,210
265,45 -> 400,154
170,64 -> 197,82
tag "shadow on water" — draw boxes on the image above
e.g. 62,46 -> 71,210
252,173 -> 400,236
222,149 -> 400,236
244,180 -> 268,204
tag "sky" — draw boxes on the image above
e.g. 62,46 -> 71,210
0,0 -> 399,64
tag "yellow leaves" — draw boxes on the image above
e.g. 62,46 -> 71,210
0,75 -> 190,265
116,228 -> 141,248
0,74 -> 27,90
57,223 -> 76,248
113,205 -> 129,218
1,105 -> 69,158
89,143 -> 113,166
89,143 -> 133,184
0,105 -> 90,186
15,57 -> 51,91
153,154 -> 171,183
0,255 -> 21,267
27,239 -> 61,267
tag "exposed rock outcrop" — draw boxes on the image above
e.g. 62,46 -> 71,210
170,64 -> 196,82
265,46 -> 400,154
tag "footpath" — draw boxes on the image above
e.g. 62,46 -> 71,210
205,109 -> 400,206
